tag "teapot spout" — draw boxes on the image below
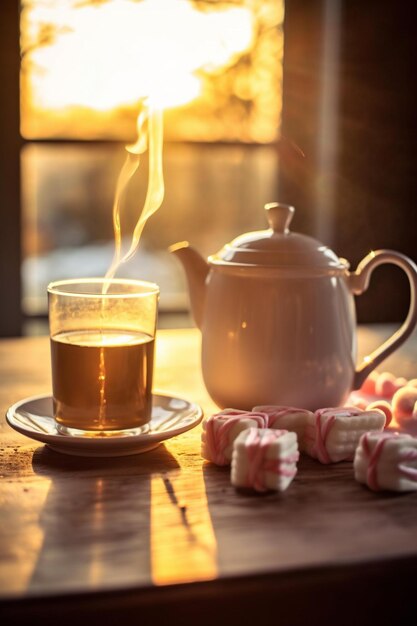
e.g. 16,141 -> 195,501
169,242 -> 209,329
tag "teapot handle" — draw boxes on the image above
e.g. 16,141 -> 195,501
348,249 -> 417,389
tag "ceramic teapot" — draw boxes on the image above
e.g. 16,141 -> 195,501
170,203 -> 417,410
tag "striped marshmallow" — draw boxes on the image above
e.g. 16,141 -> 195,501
354,431 -> 417,492
231,427 -> 299,492
201,409 -> 268,466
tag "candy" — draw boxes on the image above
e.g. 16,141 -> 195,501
231,427 -> 299,492
304,407 -> 386,464
366,400 -> 392,428
354,431 -> 417,492
349,396 -> 369,410
394,377 -> 408,391
253,405 -> 314,446
201,409 -> 268,466
357,371 -> 412,405
255,404 -> 386,463
392,386 -> 417,420
360,371 -> 379,395
374,372 -> 397,398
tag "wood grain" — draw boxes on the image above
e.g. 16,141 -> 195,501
1,327 -> 417,625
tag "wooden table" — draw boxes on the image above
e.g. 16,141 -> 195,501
1,326 -> 417,625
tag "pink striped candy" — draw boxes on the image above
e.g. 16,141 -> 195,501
201,409 -> 268,466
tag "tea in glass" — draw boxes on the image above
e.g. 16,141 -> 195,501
48,279 -> 159,436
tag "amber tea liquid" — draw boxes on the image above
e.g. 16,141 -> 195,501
51,330 -> 154,432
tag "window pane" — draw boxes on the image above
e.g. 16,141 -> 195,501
21,143 -> 279,315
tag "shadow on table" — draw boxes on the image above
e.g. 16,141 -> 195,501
28,443 -> 179,593
201,457 -> 417,626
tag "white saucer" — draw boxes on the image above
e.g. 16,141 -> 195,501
6,393 -> 203,457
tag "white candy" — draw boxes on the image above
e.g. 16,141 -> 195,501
201,409 -> 268,466
255,405 -> 385,464
354,431 -> 417,492
231,427 -> 299,492
253,405 -> 313,447
304,407 -> 386,464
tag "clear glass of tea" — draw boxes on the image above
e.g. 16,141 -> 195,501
48,278 -> 159,437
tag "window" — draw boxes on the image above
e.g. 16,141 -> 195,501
18,0 -> 284,330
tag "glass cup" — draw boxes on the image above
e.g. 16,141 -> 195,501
48,278 -> 159,437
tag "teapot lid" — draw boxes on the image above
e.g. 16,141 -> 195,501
209,203 -> 348,272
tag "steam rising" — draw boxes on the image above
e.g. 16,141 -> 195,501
104,102 -> 164,283
95,0 -> 254,288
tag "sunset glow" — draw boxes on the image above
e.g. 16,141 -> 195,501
22,0 -> 254,113
21,0 -> 284,142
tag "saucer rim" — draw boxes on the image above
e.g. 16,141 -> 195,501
6,392 -> 203,449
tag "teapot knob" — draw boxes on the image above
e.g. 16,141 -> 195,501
265,202 -> 295,234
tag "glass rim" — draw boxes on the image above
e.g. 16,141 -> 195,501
47,277 -> 160,298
